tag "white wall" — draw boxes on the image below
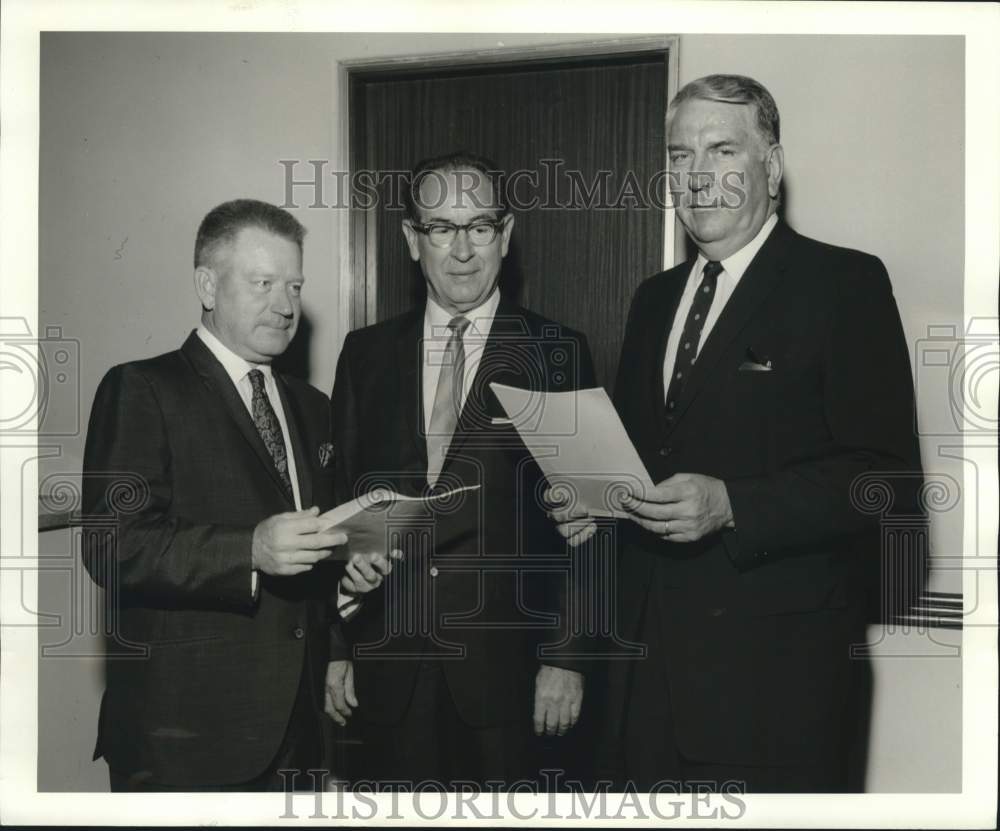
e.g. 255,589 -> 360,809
38,32 -> 964,792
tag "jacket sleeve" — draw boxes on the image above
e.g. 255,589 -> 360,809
722,257 -> 924,568
80,363 -> 256,610
328,335 -> 360,661
539,331 -> 599,673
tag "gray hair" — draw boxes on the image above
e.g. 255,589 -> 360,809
668,74 -> 780,148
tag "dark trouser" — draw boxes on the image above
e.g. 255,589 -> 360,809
351,660 -> 534,788
620,590 -> 856,794
110,652 -> 323,793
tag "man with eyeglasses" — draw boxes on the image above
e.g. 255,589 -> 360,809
325,151 -> 596,787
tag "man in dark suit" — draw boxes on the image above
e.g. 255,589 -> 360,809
553,75 -> 922,792
81,199 -> 350,791
325,152 -> 596,786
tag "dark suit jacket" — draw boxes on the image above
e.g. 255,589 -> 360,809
81,332 -> 336,787
609,221 -> 923,768
330,296 -> 596,728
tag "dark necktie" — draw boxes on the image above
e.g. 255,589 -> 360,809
426,315 -> 471,486
247,368 -> 293,498
664,260 -> 722,423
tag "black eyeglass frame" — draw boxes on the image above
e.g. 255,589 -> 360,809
408,217 -> 508,248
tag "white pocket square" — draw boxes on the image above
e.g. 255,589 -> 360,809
318,442 -> 335,468
739,347 -> 773,372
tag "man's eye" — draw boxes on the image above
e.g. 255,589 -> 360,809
256,280 -> 271,290
428,224 -> 455,236
289,284 -> 303,296
669,152 -> 691,165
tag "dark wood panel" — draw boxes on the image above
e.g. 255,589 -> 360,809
353,54 -> 667,389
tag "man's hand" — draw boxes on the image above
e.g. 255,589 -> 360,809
251,506 -> 348,576
340,549 -> 403,595
543,487 -> 598,547
621,473 -> 734,542
533,665 -> 584,737
325,660 -> 356,727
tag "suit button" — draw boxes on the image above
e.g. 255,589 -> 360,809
292,626 -> 305,639
708,607 -> 726,617
429,566 -> 439,578
659,447 -> 673,457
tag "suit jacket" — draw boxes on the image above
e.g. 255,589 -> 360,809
609,221 -> 923,768
80,332 -> 336,787
330,296 -> 596,728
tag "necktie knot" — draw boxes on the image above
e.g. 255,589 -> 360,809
448,315 -> 471,337
702,260 -> 723,284
247,368 -> 266,392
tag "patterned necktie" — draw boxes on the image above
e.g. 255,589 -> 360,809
426,315 -> 471,486
247,368 -> 293,498
664,260 -> 723,424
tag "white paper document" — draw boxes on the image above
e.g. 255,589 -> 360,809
319,485 -> 480,558
490,383 -> 654,517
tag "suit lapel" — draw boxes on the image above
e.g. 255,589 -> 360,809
397,311 -> 428,474
668,222 -> 793,430
274,376 -> 313,509
181,332 -> 295,506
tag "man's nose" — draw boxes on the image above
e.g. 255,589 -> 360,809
687,159 -> 711,192
450,228 -> 475,260
272,288 -> 295,317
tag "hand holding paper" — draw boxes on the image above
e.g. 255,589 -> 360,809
251,507 -> 348,576
620,472 -> 734,542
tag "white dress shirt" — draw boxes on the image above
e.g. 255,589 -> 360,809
422,288 -> 501,434
663,214 -> 778,397
196,325 -> 302,596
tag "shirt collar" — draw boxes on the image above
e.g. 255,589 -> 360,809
695,213 -> 779,284
424,287 -> 500,339
196,324 -> 272,387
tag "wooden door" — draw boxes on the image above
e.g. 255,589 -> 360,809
349,49 -> 670,389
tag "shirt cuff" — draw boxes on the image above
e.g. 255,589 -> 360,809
251,569 -> 259,600
337,584 -> 362,621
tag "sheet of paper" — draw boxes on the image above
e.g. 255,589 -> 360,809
490,383 -> 654,517
319,485 -> 480,558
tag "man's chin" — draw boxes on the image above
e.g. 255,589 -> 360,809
254,332 -> 294,357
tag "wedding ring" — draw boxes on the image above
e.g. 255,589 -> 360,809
662,520 -> 671,535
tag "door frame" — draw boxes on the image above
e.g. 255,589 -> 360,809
334,35 -> 679,338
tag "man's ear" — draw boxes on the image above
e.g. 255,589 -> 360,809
498,213 -> 515,258
194,265 -> 218,311
766,144 -> 784,199
401,220 -> 421,263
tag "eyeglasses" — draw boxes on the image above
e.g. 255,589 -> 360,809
410,219 -> 505,248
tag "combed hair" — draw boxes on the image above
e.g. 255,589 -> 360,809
668,74 -> 780,147
404,150 -> 508,220
194,199 -> 306,269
